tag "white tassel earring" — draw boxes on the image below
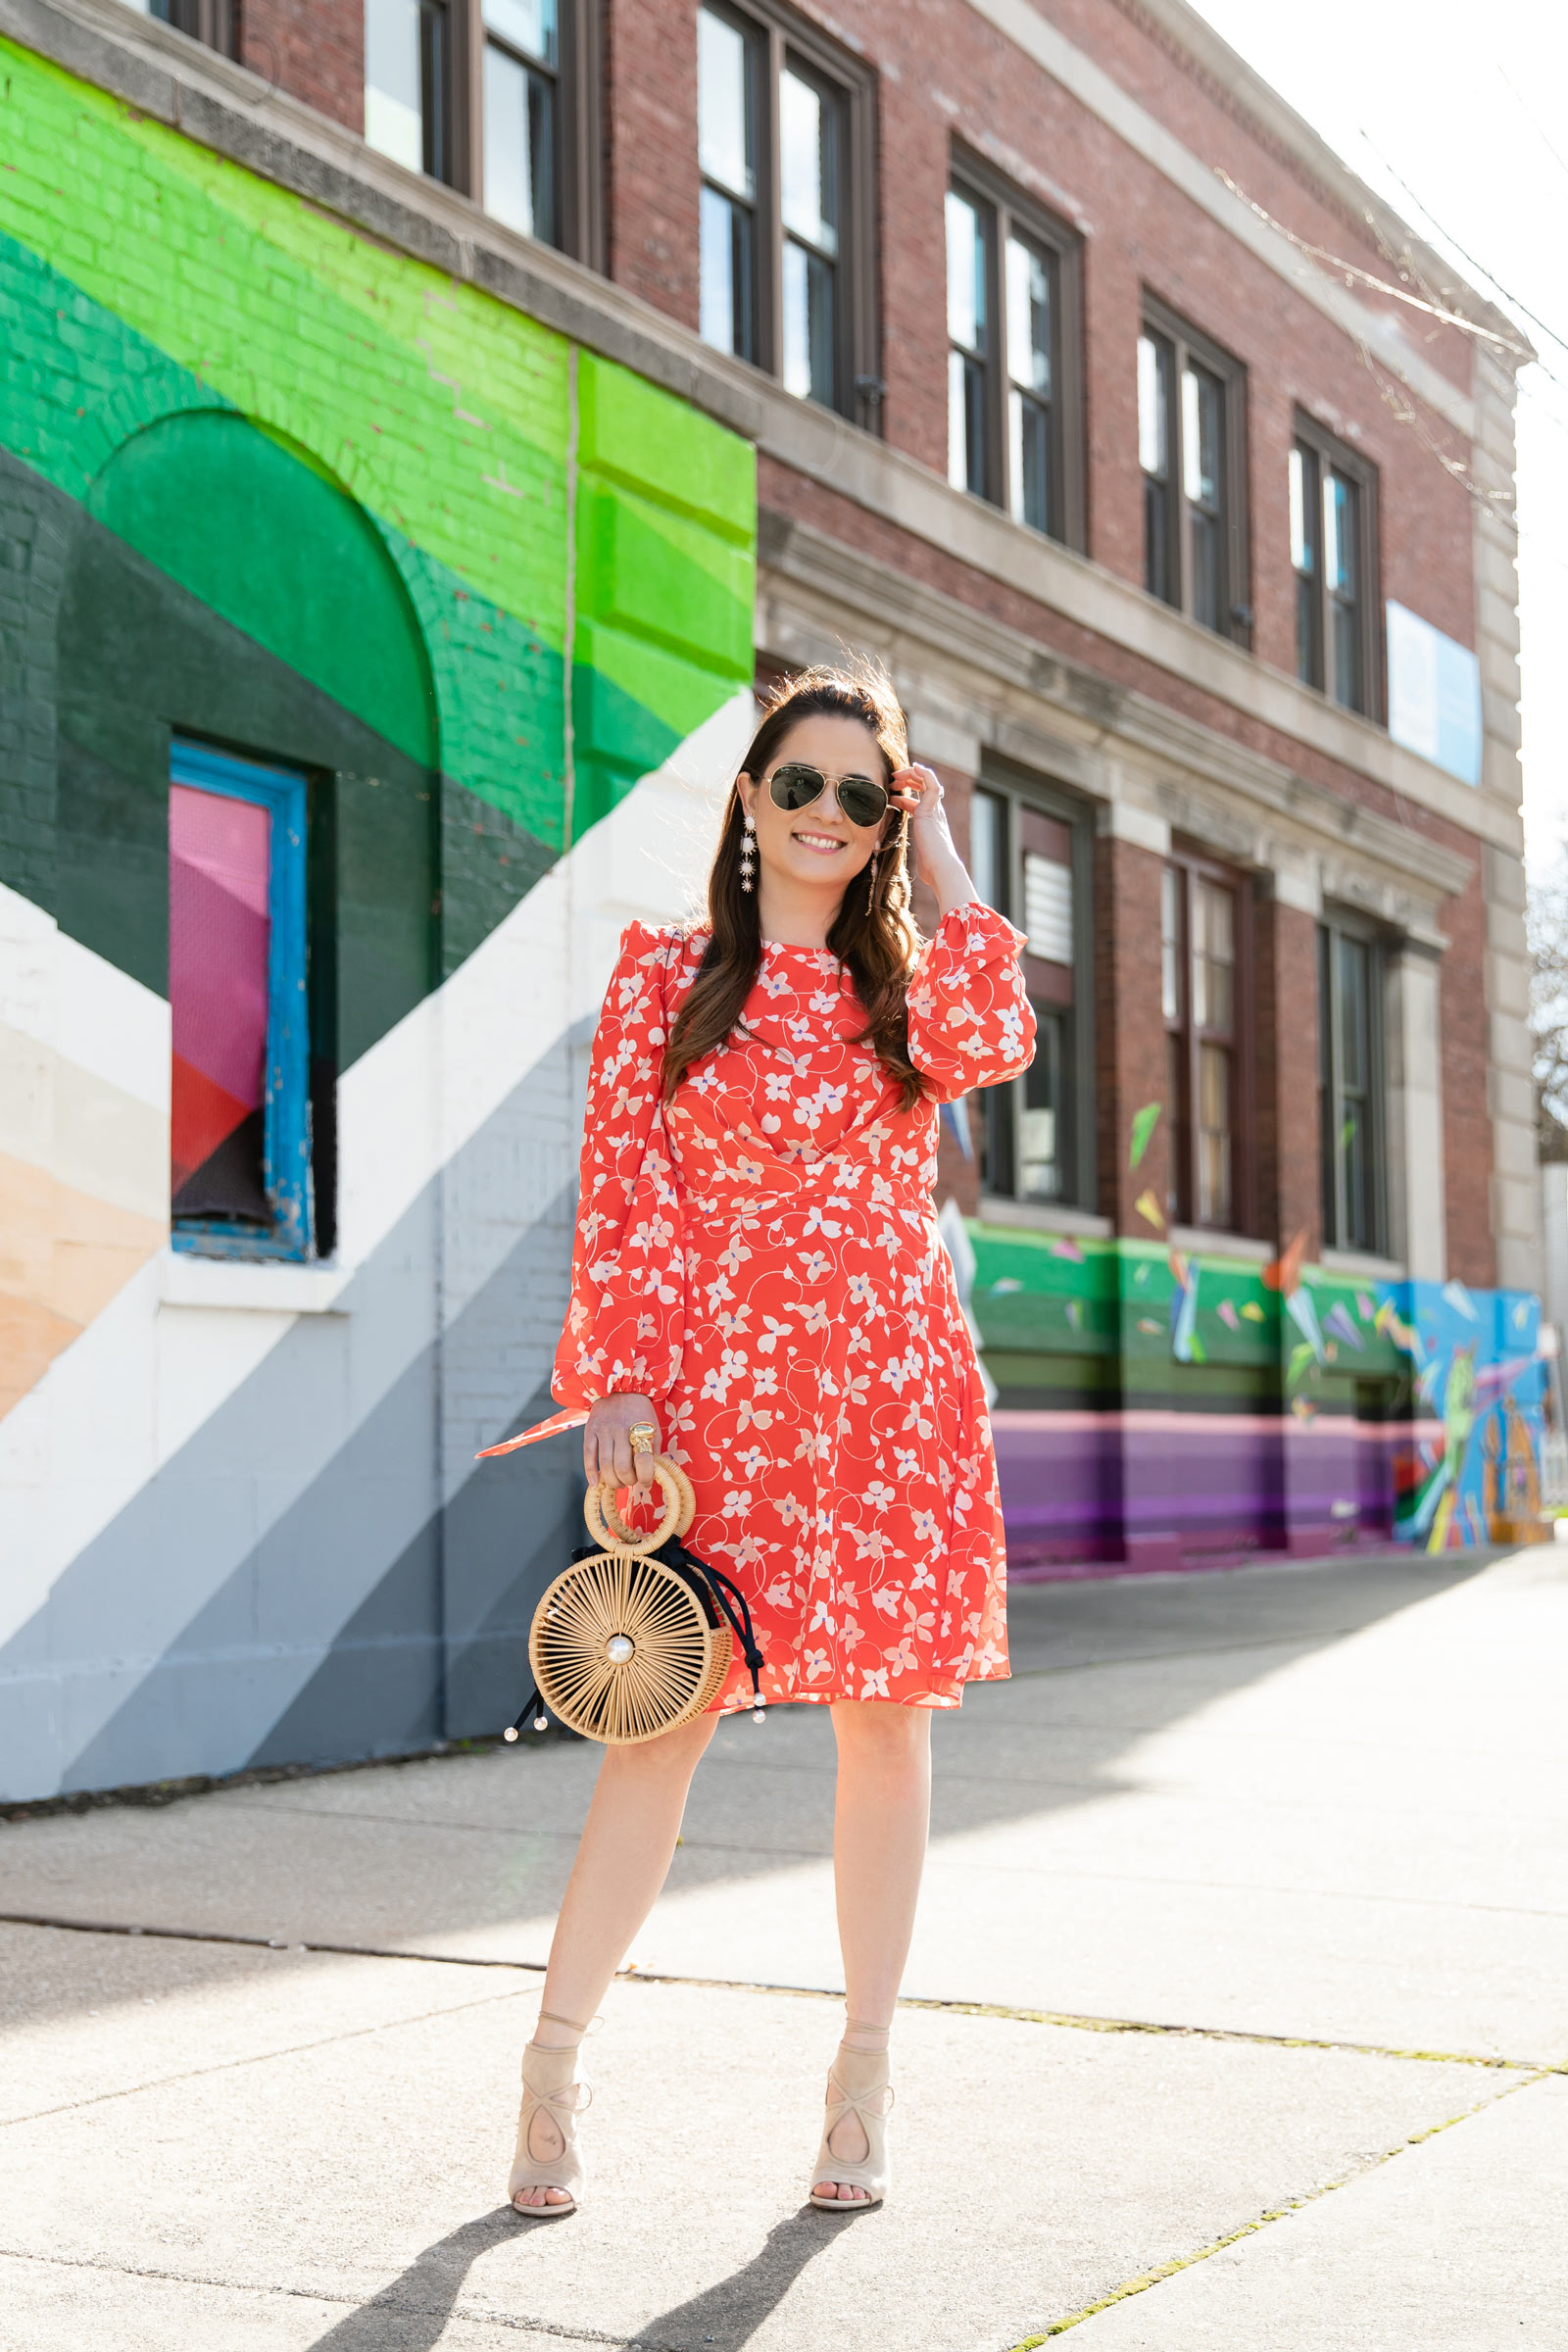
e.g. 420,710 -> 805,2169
740,808 -> 757,894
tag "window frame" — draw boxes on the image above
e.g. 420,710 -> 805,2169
968,762 -> 1096,1212
1139,292 -> 1250,646
1161,846 -> 1255,1235
1318,910 -> 1388,1257
147,0 -> 233,56
697,0 -> 879,426
1291,409 -> 1382,720
169,739 -> 316,1265
363,0 -> 605,267
946,149 -> 1086,552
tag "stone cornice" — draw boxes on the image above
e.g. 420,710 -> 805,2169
758,513 -> 1479,914
759,510 -> 1505,878
1110,0 -> 1524,354
962,0 -> 1511,426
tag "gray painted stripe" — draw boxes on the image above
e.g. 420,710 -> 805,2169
0,1042 -> 580,1798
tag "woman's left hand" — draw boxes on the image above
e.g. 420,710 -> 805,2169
889,764 -> 975,911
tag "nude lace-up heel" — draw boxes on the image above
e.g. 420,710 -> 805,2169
808,2018 -> 893,2211
509,2010 -> 594,2217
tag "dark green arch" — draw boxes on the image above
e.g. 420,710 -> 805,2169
87,409 -> 437,768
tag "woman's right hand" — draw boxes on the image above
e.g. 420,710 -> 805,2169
583,1394 -> 661,1493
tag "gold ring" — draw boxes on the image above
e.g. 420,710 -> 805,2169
628,1423 -> 658,1454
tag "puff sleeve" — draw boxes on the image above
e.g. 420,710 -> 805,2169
905,902 -> 1036,1102
550,924 -> 687,1413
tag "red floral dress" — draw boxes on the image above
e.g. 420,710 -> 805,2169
552,906 -> 1035,1710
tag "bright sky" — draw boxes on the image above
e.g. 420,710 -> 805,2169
1185,0 -> 1566,876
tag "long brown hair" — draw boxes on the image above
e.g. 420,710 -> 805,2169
664,660 -> 925,1110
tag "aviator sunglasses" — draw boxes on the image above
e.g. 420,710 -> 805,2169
766,760 -> 891,831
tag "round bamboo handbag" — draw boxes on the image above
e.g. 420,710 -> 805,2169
503,1456 -> 766,1746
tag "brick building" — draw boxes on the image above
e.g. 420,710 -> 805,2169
0,0 -> 1545,1800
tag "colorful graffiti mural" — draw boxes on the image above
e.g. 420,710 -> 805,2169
971,1222 -> 1548,1572
0,37 -> 756,1799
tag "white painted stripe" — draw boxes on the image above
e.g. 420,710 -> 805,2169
0,694 -> 753,1658
0,880 -> 172,1114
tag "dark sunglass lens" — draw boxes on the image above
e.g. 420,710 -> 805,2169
769,763 -> 828,812
836,775 -> 888,828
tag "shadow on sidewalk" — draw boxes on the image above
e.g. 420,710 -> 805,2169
302,2210 -> 518,2351
628,2208 -> 854,2349
299,2203 -> 845,2352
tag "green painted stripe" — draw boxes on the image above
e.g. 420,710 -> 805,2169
0,37 -> 756,751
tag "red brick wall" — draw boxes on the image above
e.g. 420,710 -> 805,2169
238,0 -> 362,130
609,0 -> 1478,660
604,0 -> 701,327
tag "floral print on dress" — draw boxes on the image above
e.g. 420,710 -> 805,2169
552,903 -> 1036,1710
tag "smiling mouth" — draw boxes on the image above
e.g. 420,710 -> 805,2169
792,829 -> 847,854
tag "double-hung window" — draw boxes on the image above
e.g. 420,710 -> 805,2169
364,0 -> 602,262
946,159 -> 1085,548
1138,297 -> 1250,643
968,774 -> 1093,1206
1318,918 -> 1386,1253
1163,855 -> 1250,1232
1291,414 -> 1380,716
698,1 -> 876,422
169,741 -> 318,1262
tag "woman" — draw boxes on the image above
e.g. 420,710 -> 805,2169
509,660 -> 1034,2216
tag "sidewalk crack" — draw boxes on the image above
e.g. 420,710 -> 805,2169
1005,2070 -> 1552,2345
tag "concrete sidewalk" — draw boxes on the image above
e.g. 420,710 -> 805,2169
3,1544 -> 1566,2348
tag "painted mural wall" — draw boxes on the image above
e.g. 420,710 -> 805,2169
0,38 -> 757,1801
0,42 -> 1545,1805
971,1226 -> 1548,1573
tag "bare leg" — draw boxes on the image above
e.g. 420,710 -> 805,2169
815,1701 -> 932,2203
514,1712 -> 716,2209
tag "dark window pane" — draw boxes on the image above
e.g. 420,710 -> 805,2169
1183,363 -> 1224,631
969,790 -> 1005,912
1166,1027 -> 1189,1225
1190,508 -> 1220,632
783,242 -> 836,405
418,0 -> 447,179
1331,593 -> 1361,711
1010,393 -> 1050,532
1145,472 -> 1173,604
947,189 -> 990,497
1161,863 -> 1183,1022
1318,925 -> 1336,1244
1337,935 -> 1368,1092
1193,878 -> 1234,1034
946,190 -> 987,357
1140,331 -> 1176,604
1198,1041 -> 1231,1226
1019,1009 -> 1064,1200
1325,468 -> 1363,710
